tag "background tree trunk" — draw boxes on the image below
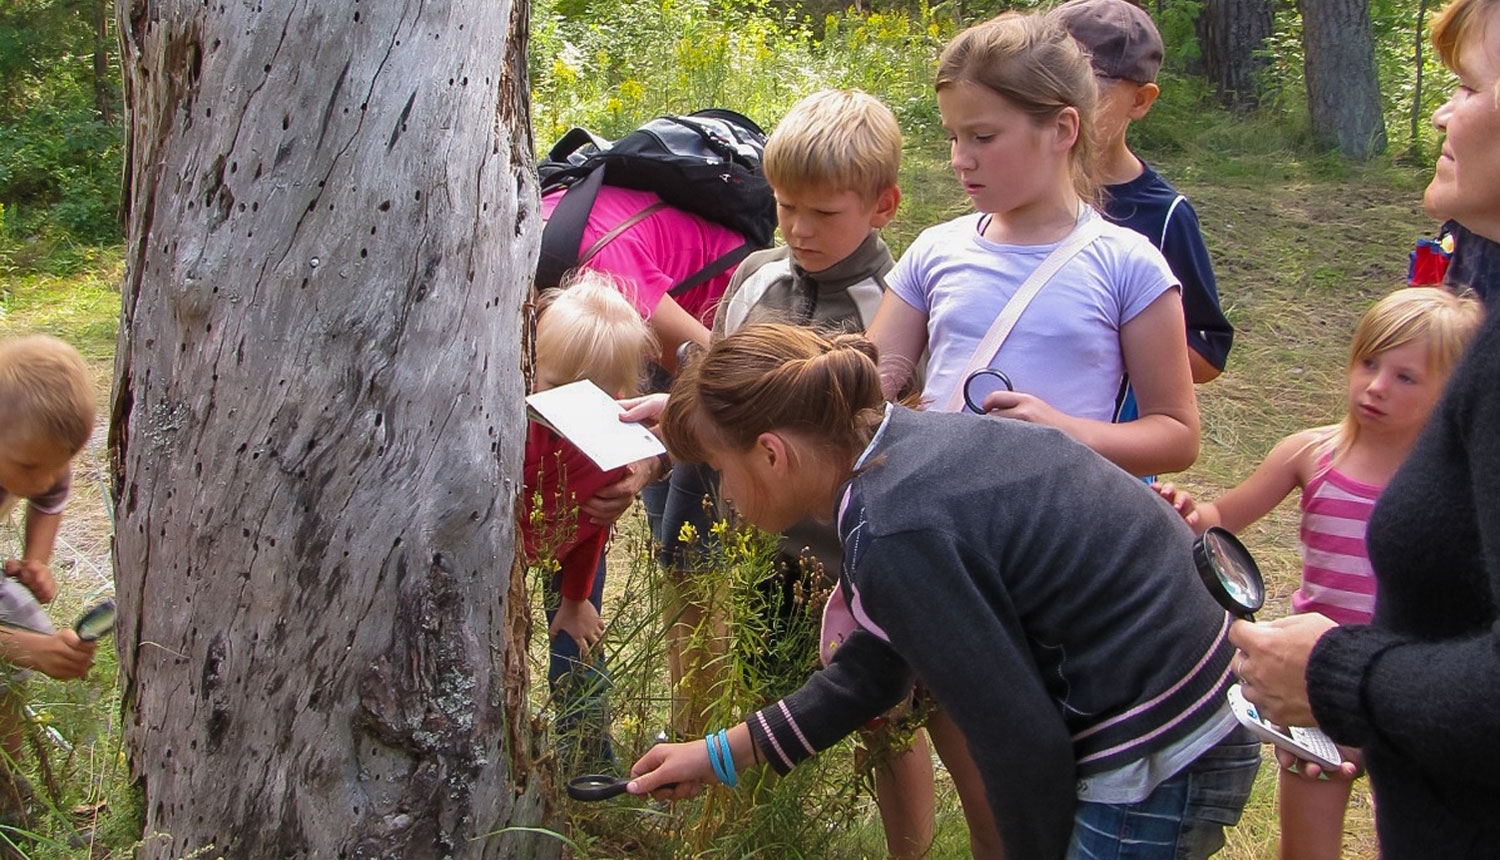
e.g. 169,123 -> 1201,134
108,1 -> 553,857
91,0 -> 110,122
1301,0 -> 1387,157
1195,0 -> 1273,112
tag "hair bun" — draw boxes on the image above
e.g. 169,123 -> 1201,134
826,332 -> 880,366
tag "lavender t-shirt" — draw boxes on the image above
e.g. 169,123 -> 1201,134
889,206 -> 1178,420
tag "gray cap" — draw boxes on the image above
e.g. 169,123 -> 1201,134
1049,0 -> 1164,83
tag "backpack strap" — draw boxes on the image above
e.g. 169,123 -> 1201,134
578,202 -> 670,267
572,198 -> 752,297
536,165 -> 606,290
540,166 -> 756,299
668,240 -> 755,297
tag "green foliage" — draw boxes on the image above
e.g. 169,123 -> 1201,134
532,511 -> 890,859
0,0 -> 122,245
530,0 -> 951,149
0,103 -> 120,245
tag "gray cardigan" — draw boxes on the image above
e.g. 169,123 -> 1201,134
745,407 -> 1236,859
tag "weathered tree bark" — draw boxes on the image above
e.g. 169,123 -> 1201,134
108,1 -> 553,858
1301,0 -> 1387,157
1194,0 -> 1273,112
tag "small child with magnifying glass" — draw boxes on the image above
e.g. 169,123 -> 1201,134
1152,286 -> 1481,860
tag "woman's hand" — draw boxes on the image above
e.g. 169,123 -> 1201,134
1275,744 -> 1363,781
549,597 -> 604,654
1229,614 -> 1339,727
628,740 -> 712,800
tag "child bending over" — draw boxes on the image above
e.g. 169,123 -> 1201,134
0,335 -> 99,830
522,271 -> 659,772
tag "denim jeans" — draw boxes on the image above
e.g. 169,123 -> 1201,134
1067,726 -> 1261,860
546,552 -> 615,771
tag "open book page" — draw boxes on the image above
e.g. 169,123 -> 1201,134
525,380 -> 666,472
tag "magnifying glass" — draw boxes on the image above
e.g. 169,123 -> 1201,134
74,598 -> 116,642
1191,527 -> 1265,621
566,774 -> 679,802
566,774 -> 631,801
963,368 -> 1014,414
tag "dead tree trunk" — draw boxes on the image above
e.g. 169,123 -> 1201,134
1301,0 -> 1388,158
108,1 -> 552,857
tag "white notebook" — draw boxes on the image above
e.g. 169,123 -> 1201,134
525,380 -> 665,472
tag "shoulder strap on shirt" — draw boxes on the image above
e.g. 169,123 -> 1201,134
943,213 -> 1107,412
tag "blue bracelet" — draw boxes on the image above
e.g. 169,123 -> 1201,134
716,728 -> 738,788
705,729 -> 738,787
705,733 -> 730,785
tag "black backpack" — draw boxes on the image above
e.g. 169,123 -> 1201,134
535,109 -> 778,295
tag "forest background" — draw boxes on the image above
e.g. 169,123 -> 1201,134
0,0 -> 1454,855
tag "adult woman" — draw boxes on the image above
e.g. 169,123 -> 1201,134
1230,1 -> 1500,855
627,324 -> 1256,860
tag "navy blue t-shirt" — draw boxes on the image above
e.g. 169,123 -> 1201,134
1103,162 -> 1233,372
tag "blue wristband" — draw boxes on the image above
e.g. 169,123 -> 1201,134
716,728 -> 738,788
705,734 -> 730,785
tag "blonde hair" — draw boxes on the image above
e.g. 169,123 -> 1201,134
534,270 -> 657,397
1432,0 -> 1500,95
937,12 -> 1101,202
661,324 -> 885,464
0,334 -> 94,454
763,89 -> 903,203
1324,287 -> 1484,459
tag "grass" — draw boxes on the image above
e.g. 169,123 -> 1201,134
0,93 -> 1442,856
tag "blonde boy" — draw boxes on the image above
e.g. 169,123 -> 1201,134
0,334 -> 97,827
712,89 -> 930,859
713,85 -> 902,611
715,88 -> 901,339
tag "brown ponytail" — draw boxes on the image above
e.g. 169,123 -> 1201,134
661,324 -> 886,465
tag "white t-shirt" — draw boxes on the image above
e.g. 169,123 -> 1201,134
889,206 -> 1178,420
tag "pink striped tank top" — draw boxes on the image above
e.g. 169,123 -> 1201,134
1294,457 -> 1380,625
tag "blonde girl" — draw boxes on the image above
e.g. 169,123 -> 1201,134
624,323 -> 1255,860
861,12 -> 1200,854
1154,286 -> 1482,860
523,271 -> 658,771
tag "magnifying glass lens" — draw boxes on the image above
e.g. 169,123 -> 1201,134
963,369 -> 1014,413
74,599 -> 116,642
1193,528 -> 1265,619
